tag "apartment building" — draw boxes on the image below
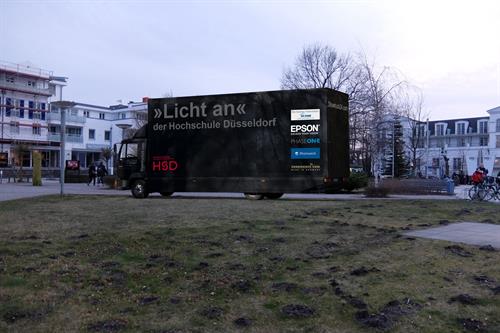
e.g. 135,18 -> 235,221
0,60 -> 147,171
374,106 -> 500,178
0,61 -> 62,168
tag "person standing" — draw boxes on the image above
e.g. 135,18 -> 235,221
88,163 -> 97,186
97,162 -> 108,185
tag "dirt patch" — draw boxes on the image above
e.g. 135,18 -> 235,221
2,309 -> 29,324
280,304 -> 315,318
445,245 -> 473,257
305,242 -> 338,259
233,317 -> 252,327
458,318 -> 487,332
448,294 -> 478,305
473,275 -> 496,287
87,319 -> 128,332
200,307 -> 224,319
138,296 -> 159,306
478,245 -> 497,252
271,282 -> 298,292
350,266 -> 381,276
355,298 -> 422,331
232,279 -> 252,293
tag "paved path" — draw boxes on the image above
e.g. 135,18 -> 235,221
0,178 -> 471,202
405,222 -> 500,249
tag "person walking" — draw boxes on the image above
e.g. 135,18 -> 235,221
97,162 -> 108,185
88,163 -> 97,186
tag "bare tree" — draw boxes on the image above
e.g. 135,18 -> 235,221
281,44 -> 409,174
281,44 -> 354,91
400,89 -> 428,177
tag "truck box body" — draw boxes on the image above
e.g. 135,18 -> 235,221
141,88 -> 348,194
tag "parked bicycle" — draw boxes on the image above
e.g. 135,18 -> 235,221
468,181 -> 488,201
482,181 -> 500,202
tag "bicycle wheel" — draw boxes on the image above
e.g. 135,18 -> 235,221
468,185 -> 486,201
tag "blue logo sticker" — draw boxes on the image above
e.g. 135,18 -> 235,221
291,148 -> 321,159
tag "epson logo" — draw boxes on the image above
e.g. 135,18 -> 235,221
291,138 -> 321,144
291,124 -> 320,133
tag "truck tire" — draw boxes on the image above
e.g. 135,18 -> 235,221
160,192 -> 173,197
265,193 -> 283,199
244,193 -> 264,200
131,180 -> 149,199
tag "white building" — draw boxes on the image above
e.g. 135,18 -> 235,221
0,60 -> 147,172
0,61 -> 64,168
374,106 -> 500,178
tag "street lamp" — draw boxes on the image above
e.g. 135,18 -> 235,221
51,100 -> 75,196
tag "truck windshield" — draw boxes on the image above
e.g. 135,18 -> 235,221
120,143 -> 139,159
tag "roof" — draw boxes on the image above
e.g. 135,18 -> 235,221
427,117 -> 489,135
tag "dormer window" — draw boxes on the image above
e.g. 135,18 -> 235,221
436,124 -> 445,136
478,121 -> 488,134
456,122 -> 466,135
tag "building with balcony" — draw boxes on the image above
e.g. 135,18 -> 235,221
374,106 -> 500,179
0,61 -> 64,168
0,60 -> 148,172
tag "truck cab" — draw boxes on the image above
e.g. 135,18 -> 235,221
115,126 -> 148,197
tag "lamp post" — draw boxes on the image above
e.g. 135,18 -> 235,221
51,101 -> 75,196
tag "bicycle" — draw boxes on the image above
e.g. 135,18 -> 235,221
482,181 -> 500,202
468,181 -> 488,201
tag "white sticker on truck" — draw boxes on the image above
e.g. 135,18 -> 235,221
291,109 -> 320,121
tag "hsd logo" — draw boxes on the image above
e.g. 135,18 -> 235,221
152,156 -> 178,172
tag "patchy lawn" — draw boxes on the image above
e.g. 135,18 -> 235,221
0,196 -> 499,333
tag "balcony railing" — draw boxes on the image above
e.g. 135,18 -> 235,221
47,134 -> 84,143
46,113 -> 86,123
0,81 -> 51,96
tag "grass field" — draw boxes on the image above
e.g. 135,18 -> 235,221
0,196 -> 499,333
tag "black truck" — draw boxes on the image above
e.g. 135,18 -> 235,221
115,88 -> 349,199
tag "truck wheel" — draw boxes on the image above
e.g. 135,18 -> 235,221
131,180 -> 149,199
244,193 -> 264,200
265,193 -> 283,199
160,192 -> 173,197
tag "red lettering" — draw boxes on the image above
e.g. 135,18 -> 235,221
152,159 -> 179,172
152,161 -> 161,171
169,161 -> 178,171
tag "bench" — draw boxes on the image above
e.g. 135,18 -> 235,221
0,169 -> 32,183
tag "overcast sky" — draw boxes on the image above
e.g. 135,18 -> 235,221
1,0 -> 499,120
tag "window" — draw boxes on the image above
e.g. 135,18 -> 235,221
19,100 -> 25,118
457,138 -> 466,147
479,121 -> 488,134
70,109 -> 78,116
10,122 -> 19,134
32,124 -> 41,135
28,101 -> 34,119
27,80 -> 36,87
497,119 -> 500,132
136,113 -> 147,121
497,135 -> 500,148
99,113 -> 105,120
480,136 -> 489,146
89,129 -> 95,140
33,112 -> 41,120
121,113 -> 126,119
432,158 -> 440,167
435,124 -> 444,136
453,158 -> 462,171
66,127 -> 82,137
104,130 -> 111,141
84,110 -> 90,117
5,98 -> 12,117
6,76 -> 14,83
456,122 -> 465,135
